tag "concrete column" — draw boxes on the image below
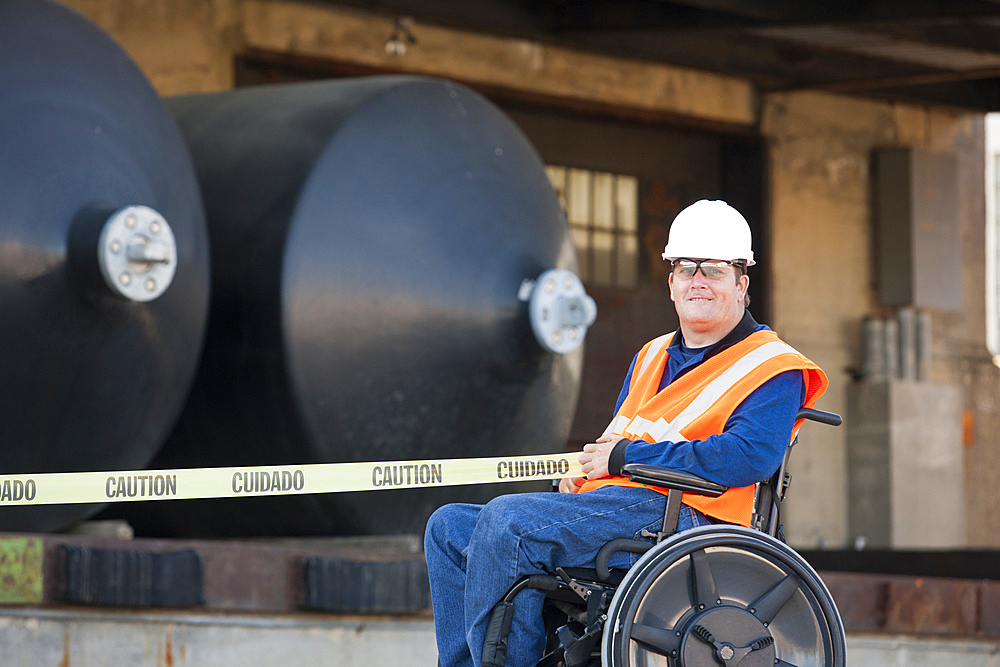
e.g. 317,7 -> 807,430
847,380 -> 965,549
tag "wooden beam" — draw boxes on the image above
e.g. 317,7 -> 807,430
241,0 -> 757,127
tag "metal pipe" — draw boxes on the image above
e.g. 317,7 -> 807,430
898,307 -> 918,381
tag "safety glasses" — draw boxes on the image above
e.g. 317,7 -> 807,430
671,259 -> 739,280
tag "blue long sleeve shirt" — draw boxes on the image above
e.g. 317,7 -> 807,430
611,321 -> 805,488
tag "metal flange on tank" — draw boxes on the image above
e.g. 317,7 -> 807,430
123,76 -> 596,537
521,269 -> 597,354
0,0 -> 210,531
95,206 -> 178,302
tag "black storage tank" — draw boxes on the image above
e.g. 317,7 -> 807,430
129,77 -> 590,536
0,0 -> 211,530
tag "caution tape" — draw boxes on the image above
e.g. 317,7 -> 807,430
0,453 -> 583,506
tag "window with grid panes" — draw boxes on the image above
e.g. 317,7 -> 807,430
545,166 -> 639,289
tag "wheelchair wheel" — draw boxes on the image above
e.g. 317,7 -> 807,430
601,525 -> 845,667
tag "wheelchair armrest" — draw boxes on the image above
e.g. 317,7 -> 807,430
621,463 -> 727,497
796,407 -> 842,426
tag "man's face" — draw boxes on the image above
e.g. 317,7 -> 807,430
668,259 -> 749,337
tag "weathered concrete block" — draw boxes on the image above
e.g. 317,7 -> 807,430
847,380 -> 965,548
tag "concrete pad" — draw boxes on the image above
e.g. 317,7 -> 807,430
848,634 -> 1000,666
0,608 -> 438,666
2,609 -> 1000,665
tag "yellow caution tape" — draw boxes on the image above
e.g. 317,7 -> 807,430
0,453 -> 583,506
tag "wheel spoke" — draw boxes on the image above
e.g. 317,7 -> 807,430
689,549 -> 719,609
775,660 -> 800,667
629,622 -> 681,657
749,573 -> 801,623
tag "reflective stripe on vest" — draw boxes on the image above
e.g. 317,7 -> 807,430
637,333 -> 672,379
615,340 -> 797,443
603,332 -> 673,437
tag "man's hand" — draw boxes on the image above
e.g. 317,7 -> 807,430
558,476 -> 585,493
580,433 -> 620,481
558,434 -> 621,493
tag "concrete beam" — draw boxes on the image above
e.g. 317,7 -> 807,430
241,0 -> 757,128
57,0 -> 240,95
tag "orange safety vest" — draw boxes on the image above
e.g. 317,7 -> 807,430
579,329 -> 828,526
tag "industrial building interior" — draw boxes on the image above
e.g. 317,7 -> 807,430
2,0 -> 1000,664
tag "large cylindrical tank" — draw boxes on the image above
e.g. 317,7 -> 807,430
126,77 -> 586,536
0,0 -> 210,531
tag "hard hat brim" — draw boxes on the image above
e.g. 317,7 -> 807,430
661,250 -> 755,266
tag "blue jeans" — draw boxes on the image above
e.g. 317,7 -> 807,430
423,486 -> 714,666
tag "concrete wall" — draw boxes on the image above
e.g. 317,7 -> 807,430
54,0 -> 1000,548
761,92 -> 996,547
61,0 -> 239,95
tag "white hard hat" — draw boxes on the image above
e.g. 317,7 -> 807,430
661,199 -> 755,266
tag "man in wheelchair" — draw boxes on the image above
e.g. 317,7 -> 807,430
424,200 -> 836,666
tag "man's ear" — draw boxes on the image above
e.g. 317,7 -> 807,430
667,272 -> 676,302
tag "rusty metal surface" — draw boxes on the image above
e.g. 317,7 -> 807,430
822,572 -> 888,633
982,582 -> 1000,637
0,537 -> 43,603
824,570 -> 1000,639
884,576 -> 980,636
884,577 -> 980,637
199,540 -> 304,611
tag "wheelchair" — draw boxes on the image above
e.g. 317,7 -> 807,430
482,408 -> 846,667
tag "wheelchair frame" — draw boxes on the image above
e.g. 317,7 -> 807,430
481,408 -> 845,667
